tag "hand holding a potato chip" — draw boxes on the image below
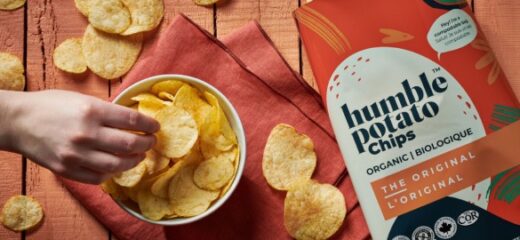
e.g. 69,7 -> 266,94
0,89 -> 159,184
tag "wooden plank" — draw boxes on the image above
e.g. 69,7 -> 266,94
474,0 -> 520,98
0,5 -> 25,240
25,0 -> 108,239
216,0 -> 300,71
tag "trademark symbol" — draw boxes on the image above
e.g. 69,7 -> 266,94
432,67 -> 441,73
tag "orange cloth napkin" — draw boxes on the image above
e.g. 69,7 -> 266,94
60,15 -> 369,240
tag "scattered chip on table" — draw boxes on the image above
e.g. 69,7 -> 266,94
74,0 -> 90,16
120,0 -> 164,35
53,38 -> 88,74
82,24 -> 142,79
0,0 -> 25,10
88,0 -> 131,34
284,180 -> 346,240
262,123 -> 317,190
192,0 -> 219,7
0,195 -> 44,232
0,52 -> 25,91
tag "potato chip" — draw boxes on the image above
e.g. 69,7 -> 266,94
82,25 -> 142,79
132,93 -> 169,118
101,179 -> 128,201
164,213 -> 178,219
120,171 -> 163,202
154,105 -> 199,159
284,180 -> 346,240
151,80 -> 185,96
169,164 -> 219,217
0,195 -> 43,232
174,85 -> 212,128
151,159 -> 189,198
0,52 -> 25,91
0,0 -> 25,10
219,147 -> 240,197
113,160 -> 147,187
120,0 -> 164,36
193,156 -> 234,191
88,0 -> 131,34
193,0 -> 219,6
53,38 -> 87,74
202,91 -> 236,151
74,0 -> 90,16
137,189 -> 172,221
142,150 -> 170,175
263,124 -> 317,190
157,91 -> 175,101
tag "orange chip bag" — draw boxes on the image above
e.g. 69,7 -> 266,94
296,1 -> 520,239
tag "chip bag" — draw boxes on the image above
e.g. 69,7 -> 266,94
295,1 -> 520,239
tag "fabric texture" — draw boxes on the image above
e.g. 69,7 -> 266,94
60,15 -> 369,240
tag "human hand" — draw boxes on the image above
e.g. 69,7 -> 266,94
1,90 -> 159,184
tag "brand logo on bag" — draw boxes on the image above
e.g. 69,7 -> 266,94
434,216 -> 457,239
340,72 -> 448,155
457,209 -> 479,226
412,226 -> 435,240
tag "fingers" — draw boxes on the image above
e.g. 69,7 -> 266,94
78,150 -> 145,174
93,127 -> 156,154
98,103 -> 160,134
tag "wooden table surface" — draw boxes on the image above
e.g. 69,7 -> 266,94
0,0 -> 518,239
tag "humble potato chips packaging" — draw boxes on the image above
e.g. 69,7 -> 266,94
295,1 -> 520,239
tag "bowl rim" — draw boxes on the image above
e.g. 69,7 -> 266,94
111,74 -> 247,226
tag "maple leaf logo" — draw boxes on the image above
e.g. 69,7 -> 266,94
439,222 -> 452,233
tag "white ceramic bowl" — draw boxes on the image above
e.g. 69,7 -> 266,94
111,74 -> 246,226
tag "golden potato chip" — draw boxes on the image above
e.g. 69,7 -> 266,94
53,38 -> 87,74
142,150 -> 170,175
88,0 -> 131,34
219,147 -> 239,197
0,0 -> 25,10
0,195 -> 43,232
101,179 -> 128,201
284,180 -> 346,240
151,159 -> 189,198
193,0 -> 219,6
120,171 -> 162,202
113,160 -> 147,187
213,147 -> 238,164
131,93 -> 169,118
0,52 -> 25,91
169,164 -> 219,217
82,25 -> 142,79
158,91 -> 175,101
151,80 -> 185,96
164,213 -> 178,219
74,0 -> 90,16
174,85 -> 212,128
137,189 -> 172,220
120,0 -> 164,36
263,124 -> 317,190
193,156 -> 234,191
154,105 -> 199,159
202,91 -> 236,151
